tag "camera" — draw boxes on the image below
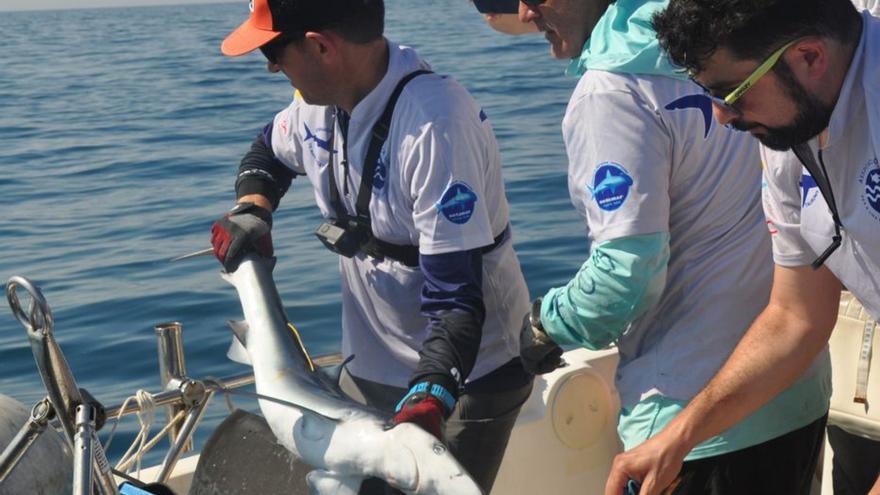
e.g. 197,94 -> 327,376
314,219 -> 366,258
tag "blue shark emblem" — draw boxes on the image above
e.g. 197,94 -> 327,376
303,123 -> 336,167
800,173 -> 819,207
665,94 -> 714,138
587,163 -> 634,212
437,182 -> 478,224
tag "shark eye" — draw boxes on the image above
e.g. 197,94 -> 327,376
432,442 -> 447,455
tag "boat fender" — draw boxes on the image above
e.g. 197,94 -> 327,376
0,392 -> 72,495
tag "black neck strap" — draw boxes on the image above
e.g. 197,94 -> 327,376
790,143 -> 844,228
790,142 -> 844,268
327,69 -> 433,224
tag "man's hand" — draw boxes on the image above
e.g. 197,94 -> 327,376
211,202 -> 273,272
391,381 -> 455,440
520,298 -> 564,375
604,428 -> 690,495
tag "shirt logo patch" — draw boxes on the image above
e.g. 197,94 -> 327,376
859,157 -> 880,220
664,94 -> 714,138
303,123 -> 336,167
588,162 -> 634,212
437,182 -> 478,225
801,172 -> 819,207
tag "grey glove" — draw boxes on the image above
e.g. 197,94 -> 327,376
519,297 -> 565,375
210,202 -> 273,272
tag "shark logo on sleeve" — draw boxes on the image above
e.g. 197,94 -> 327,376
587,163 -> 634,211
303,123 -> 336,167
436,182 -> 478,224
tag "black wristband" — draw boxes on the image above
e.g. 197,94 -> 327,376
230,202 -> 273,225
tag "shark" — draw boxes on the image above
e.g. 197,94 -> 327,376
222,255 -> 482,495
304,123 -> 337,154
588,169 -> 633,197
437,189 -> 477,211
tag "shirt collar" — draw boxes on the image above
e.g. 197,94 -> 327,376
820,13 -> 868,149
347,40 -> 431,127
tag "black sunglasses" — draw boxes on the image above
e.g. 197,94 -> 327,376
473,0 -> 520,14
520,0 -> 546,7
260,34 -> 298,64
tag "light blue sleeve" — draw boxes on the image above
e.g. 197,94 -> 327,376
540,232 -> 670,350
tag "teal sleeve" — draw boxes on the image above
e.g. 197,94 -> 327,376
540,232 -> 670,350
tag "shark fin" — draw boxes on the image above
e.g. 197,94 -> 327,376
318,354 -> 355,388
226,320 -> 252,365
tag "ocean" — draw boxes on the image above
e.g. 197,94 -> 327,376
0,0 -> 583,466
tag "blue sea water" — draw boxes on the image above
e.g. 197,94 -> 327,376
0,0 -> 582,467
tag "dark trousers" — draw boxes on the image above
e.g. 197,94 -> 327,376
340,361 -> 533,495
827,425 -> 880,495
666,414 -> 827,495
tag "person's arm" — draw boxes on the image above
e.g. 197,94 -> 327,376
391,249 -> 486,438
541,232 -> 669,350
869,474 -> 880,495
605,263 -> 842,495
234,122 -> 297,210
212,121 -> 298,271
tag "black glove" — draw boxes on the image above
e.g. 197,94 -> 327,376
519,298 -> 564,375
211,202 -> 273,272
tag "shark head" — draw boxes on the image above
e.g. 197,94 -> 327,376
380,423 -> 483,495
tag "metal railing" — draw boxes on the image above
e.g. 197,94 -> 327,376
0,274 -> 339,494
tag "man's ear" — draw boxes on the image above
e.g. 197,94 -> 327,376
303,31 -> 339,60
788,38 -> 829,81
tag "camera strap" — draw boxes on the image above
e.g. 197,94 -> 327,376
324,69 -> 509,267
326,69 -> 432,266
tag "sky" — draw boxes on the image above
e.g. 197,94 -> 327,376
0,0 -> 233,12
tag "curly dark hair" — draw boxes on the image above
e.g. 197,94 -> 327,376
652,0 -> 861,74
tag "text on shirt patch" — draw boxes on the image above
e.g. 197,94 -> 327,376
436,182 -> 478,225
859,157 -> 880,221
588,162 -> 634,212
303,123 -> 336,167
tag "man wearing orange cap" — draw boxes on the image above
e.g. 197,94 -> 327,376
211,0 -> 533,493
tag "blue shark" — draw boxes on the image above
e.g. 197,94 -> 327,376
303,123 -> 337,154
438,189 -> 477,211
588,169 -> 633,197
223,256 -> 482,495
665,94 -> 714,138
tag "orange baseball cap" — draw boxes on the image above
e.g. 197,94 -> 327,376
222,0 -> 284,57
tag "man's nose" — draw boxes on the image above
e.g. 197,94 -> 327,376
267,60 -> 280,73
712,102 -> 741,127
519,2 -> 539,23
